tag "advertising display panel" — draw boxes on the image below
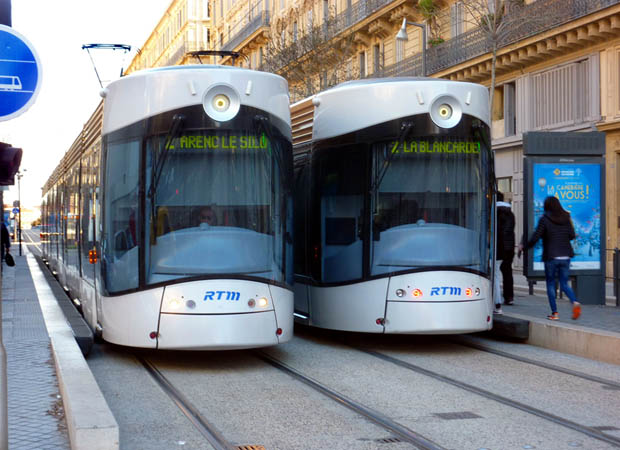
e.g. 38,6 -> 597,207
531,162 -> 601,271
523,131 -> 605,305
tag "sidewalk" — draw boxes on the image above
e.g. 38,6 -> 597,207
1,251 -> 70,449
498,270 -> 620,365
0,248 -> 618,449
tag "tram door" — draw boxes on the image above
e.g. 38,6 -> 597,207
317,148 -> 365,283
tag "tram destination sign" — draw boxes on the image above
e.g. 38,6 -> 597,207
171,133 -> 269,151
390,140 -> 481,155
0,25 -> 42,121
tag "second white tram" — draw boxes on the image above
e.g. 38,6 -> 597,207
293,78 -> 495,334
42,66 -> 294,349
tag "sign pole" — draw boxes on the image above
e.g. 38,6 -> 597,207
0,4 -> 9,448
0,8 -> 39,449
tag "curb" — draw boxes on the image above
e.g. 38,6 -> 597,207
506,311 -> 620,365
27,255 -> 119,450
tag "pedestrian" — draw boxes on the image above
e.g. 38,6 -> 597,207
518,196 -> 581,320
496,192 -> 516,311
1,221 -> 10,262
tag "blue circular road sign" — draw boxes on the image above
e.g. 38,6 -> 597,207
0,25 -> 42,121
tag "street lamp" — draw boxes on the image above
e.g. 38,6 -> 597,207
16,169 -> 25,256
396,18 -> 427,77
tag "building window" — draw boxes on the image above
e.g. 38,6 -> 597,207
529,58 -> 597,129
373,44 -> 382,74
359,51 -> 366,78
497,177 -> 512,202
293,22 -> 298,42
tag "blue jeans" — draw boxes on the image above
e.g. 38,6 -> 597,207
544,258 -> 578,313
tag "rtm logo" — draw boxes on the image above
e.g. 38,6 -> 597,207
203,291 -> 241,301
430,287 -> 461,296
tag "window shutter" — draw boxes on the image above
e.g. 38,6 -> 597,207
504,83 -> 515,136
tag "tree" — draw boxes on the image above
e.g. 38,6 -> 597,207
262,8 -> 359,100
459,0 -> 527,116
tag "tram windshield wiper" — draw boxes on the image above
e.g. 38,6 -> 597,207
372,121 -> 413,192
148,114 -> 185,201
147,114 -> 185,244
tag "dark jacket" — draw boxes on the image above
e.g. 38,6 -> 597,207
525,212 -> 575,261
497,202 -> 516,260
1,223 -> 9,258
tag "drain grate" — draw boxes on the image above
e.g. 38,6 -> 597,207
433,411 -> 482,420
375,437 -> 402,444
237,446 -> 266,450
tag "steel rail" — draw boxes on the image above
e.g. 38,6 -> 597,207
449,337 -> 620,390
362,349 -> 620,448
139,357 -> 236,450
256,351 -> 447,450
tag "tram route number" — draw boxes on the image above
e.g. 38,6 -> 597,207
390,140 -> 480,155
204,291 -> 241,301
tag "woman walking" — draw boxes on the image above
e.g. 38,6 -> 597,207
519,196 -> 581,320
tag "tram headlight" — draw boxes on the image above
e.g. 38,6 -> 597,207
257,297 -> 269,308
203,83 -> 241,122
168,298 -> 182,310
437,104 -> 452,120
212,94 -> 230,112
429,95 -> 462,129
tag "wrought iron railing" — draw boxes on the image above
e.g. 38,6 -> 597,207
165,41 -> 205,66
221,11 -> 270,52
380,0 -> 620,77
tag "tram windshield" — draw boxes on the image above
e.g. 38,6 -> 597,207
102,119 -> 292,293
144,129 -> 289,285
370,136 -> 490,275
316,122 -> 492,283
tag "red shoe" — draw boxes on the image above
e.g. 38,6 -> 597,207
547,312 -> 559,320
572,303 -> 581,320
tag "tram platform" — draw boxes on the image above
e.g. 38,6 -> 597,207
1,251 -> 118,450
0,248 -> 618,449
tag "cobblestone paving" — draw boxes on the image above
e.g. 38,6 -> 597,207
2,254 -> 70,449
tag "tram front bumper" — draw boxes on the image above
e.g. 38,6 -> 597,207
157,310 -> 286,350
383,298 -> 492,334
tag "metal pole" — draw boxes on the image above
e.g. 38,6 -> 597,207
615,248 -> 619,307
1,3 -> 12,447
421,25 -> 426,77
17,173 -> 21,256
0,188 -> 8,450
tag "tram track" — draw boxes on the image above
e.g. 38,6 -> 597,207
138,355 -> 238,450
449,336 -> 620,390
357,347 -> 620,448
255,351 -> 447,450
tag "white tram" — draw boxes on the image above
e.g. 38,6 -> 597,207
292,78 -> 495,334
41,66 -> 294,349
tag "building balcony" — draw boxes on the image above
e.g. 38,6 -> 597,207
220,10 -> 270,53
380,0 -> 620,80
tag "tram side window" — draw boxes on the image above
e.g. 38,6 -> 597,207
317,149 -> 364,283
102,139 -> 140,293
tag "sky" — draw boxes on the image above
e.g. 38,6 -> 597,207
1,0 -> 173,210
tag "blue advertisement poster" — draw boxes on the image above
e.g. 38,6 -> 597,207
531,163 -> 601,270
